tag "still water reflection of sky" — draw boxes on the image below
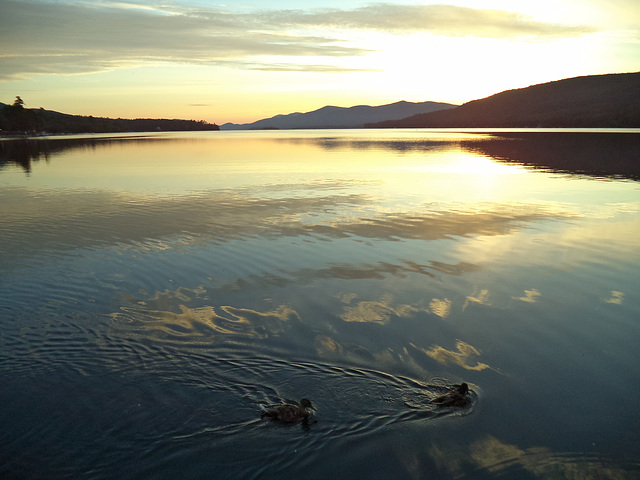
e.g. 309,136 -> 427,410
1,130 -> 639,479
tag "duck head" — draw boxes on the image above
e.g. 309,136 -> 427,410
456,383 -> 469,395
300,398 -> 317,412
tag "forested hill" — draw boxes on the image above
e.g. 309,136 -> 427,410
367,72 -> 640,128
0,100 -> 220,135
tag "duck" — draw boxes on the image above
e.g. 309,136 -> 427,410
433,383 -> 470,407
261,398 -> 317,423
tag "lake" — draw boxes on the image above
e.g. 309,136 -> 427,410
1,129 -> 639,479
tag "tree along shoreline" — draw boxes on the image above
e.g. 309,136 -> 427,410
0,97 -> 220,136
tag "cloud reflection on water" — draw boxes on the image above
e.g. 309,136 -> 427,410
468,435 -> 634,479
429,298 -> 452,319
111,280 -> 498,379
604,290 -> 625,304
339,294 -> 423,325
512,288 -> 541,303
111,301 -> 302,346
414,340 -> 491,372
0,181 -> 573,270
463,289 -> 491,311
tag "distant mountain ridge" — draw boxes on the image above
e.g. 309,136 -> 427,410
221,101 -> 457,130
368,72 -> 640,128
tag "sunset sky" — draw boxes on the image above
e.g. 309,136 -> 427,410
1,0 -> 638,124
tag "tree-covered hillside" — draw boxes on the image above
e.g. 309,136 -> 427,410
368,73 -> 640,128
0,97 -> 219,135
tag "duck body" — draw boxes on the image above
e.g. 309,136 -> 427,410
433,383 -> 470,408
261,398 -> 317,423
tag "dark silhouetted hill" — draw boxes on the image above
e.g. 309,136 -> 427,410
0,101 -> 220,135
221,101 -> 456,130
367,73 -> 640,128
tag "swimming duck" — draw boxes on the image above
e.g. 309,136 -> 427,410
433,383 -> 470,407
261,398 -> 317,423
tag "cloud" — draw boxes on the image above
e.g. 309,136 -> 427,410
0,0 -> 369,80
272,4 -> 597,38
0,1 -> 596,80
241,62 -> 379,73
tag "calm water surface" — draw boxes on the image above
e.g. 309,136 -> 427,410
1,130 -> 639,479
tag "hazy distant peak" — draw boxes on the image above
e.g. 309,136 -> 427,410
221,100 -> 456,130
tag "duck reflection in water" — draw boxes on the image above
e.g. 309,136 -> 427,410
433,383 -> 470,407
261,398 -> 317,423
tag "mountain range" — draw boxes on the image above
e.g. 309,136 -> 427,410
220,101 -> 456,130
368,72 -> 640,128
3,72 -> 638,135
